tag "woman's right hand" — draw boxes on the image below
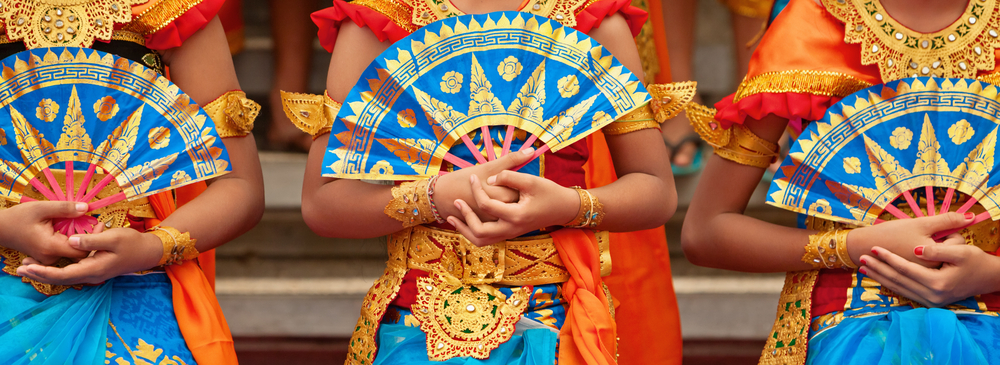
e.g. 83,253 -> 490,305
433,148 -> 535,222
0,201 -> 91,265
847,212 -> 976,268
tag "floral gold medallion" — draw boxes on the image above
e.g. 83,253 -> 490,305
0,0 -> 144,48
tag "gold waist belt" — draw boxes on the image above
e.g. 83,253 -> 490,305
403,225 -> 611,286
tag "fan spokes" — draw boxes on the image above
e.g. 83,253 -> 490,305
873,186 -> 993,240
440,125 -> 548,175
20,161 -> 125,235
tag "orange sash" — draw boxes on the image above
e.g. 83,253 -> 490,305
553,228 -> 619,365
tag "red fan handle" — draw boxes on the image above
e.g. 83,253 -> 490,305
440,126 -> 547,175
873,187 -> 992,240
19,162 -> 125,235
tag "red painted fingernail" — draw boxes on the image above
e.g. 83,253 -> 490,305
859,258 -> 868,266
966,212 -> 975,219
859,267 -> 868,275
871,249 -> 878,256
914,246 -> 924,256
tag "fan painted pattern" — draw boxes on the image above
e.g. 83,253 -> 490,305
0,48 -> 230,233
323,12 -> 650,180
768,77 -> 1000,227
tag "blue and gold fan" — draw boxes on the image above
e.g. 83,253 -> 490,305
768,77 -> 1000,238
323,11 -> 649,180
0,48 -> 230,235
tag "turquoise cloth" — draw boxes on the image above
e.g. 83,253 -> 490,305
374,322 -> 558,365
0,266 -> 196,365
807,308 -> 1000,364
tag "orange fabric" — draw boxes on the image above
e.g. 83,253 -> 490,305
553,228 -> 618,365
583,132 -> 682,364
174,183 -> 216,290
148,186 -> 237,365
645,0 -> 672,84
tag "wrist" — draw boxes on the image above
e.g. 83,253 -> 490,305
558,186 -> 582,226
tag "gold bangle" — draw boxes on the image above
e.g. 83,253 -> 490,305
280,91 -> 343,138
687,101 -> 780,169
803,229 -> 856,269
566,187 -> 605,228
202,91 -> 262,138
385,179 -> 437,228
148,226 -> 199,266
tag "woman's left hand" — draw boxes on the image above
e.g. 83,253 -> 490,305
449,171 -> 580,246
16,228 -> 163,285
859,236 -> 1000,308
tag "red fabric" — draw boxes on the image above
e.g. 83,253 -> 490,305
388,269 -> 428,309
584,132 -> 682,365
573,0 -> 647,37
553,228 -> 618,365
810,270 -> 853,317
713,92 -> 843,129
544,140 -> 589,189
142,0 -> 227,50
312,0 -> 412,52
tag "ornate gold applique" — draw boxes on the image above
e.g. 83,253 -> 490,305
759,270 -> 818,365
123,0 -> 204,35
719,0 -> 774,19
688,102 -> 779,169
412,270 -> 530,361
385,179 -> 437,228
648,81 -> 698,123
734,70 -> 873,102
406,0 -> 589,29
280,91 -> 343,138
0,248 -> 81,295
201,91 -> 261,138
346,228 -> 409,365
0,0 -> 144,48
108,321 -> 191,365
823,0 -> 1000,83
602,104 -> 658,135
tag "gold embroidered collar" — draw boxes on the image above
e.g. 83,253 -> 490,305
824,0 -> 1000,82
406,0 -> 589,28
0,0 -> 144,48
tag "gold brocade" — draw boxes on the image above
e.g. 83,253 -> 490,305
404,0 -> 590,29
733,70 -> 874,102
110,29 -> 145,45
978,71 -> 1000,86
280,91 -> 343,138
123,0 -> 204,35
720,0 -> 774,19
759,270 -> 818,365
688,102 -> 779,168
823,0 -> 1000,83
602,104 -> 658,135
413,271 -> 531,360
0,0 -> 145,49
648,81 -> 698,123
201,91 -> 261,138
802,229 -> 856,270
346,229 -> 409,365
384,179 -> 437,228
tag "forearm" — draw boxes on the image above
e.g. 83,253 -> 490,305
588,172 -> 675,231
160,170 -> 263,252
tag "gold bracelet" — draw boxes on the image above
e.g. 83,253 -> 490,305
385,180 -> 438,228
566,187 -> 605,228
803,230 -> 857,269
686,102 -> 780,169
602,104 -> 660,136
202,91 -> 262,138
148,226 -> 199,266
280,91 -> 343,138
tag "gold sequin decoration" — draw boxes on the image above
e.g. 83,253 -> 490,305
123,0 -> 204,35
734,70 -> 874,102
758,270 -> 818,365
823,0 -> 1000,83
0,0 -> 144,49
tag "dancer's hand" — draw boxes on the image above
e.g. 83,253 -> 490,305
16,228 -> 162,285
434,149 -> 534,222
858,236 -> 1000,308
847,212 -> 976,268
0,201 -> 90,265
449,171 -> 579,246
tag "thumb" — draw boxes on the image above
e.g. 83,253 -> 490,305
29,201 -> 88,219
69,232 -> 116,252
486,170 -> 537,191
920,212 -> 974,234
915,243 -> 973,264
493,147 -> 535,170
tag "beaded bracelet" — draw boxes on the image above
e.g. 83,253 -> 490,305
148,226 -> 199,266
802,230 -> 856,270
566,187 -> 605,228
426,175 -> 445,224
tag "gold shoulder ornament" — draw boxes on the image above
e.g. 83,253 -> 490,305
0,0 -> 145,49
687,102 -> 779,169
824,0 -> 1000,83
202,91 -> 261,138
280,91 -> 343,138
602,81 -> 698,136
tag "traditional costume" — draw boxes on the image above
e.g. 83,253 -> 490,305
284,2 -> 693,363
0,1 -> 260,364
693,0 -> 1000,363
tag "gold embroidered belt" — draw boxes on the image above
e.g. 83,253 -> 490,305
405,225 -> 611,286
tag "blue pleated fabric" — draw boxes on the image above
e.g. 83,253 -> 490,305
807,308 -> 1000,365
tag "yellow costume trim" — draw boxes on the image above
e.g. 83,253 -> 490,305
385,180 -> 437,228
346,229 -> 408,365
687,102 -> 779,168
978,71 -> 1000,86
648,81 -> 698,122
759,270 -> 817,365
602,104 -> 658,135
567,187 -> 605,228
201,91 -> 261,138
353,0 -> 419,32
149,225 -> 199,266
404,0 -> 590,29
734,70 -> 874,102
123,0 -> 204,35
110,29 -> 146,45
280,91 -> 343,138
823,0 -> 1000,83
0,0 -> 145,48
719,0 -> 773,19
803,229 -> 856,270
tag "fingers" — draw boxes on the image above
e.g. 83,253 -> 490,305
448,199 -> 513,246
27,201 -> 88,219
868,246 -> 937,283
915,243 -> 977,264
859,257 -> 936,307
68,231 -> 120,252
920,212 -> 974,235
486,170 -> 539,192
17,256 -> 106,285
489,147 -> 535,171
470,175 -> 519,219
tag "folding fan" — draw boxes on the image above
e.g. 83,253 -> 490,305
768,77 -> 1000,239
323,11 -> 650,180
0,48 -> 230,235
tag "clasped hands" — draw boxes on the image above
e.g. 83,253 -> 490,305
849,212 -> 1000,308
432,147 -> 581,247
3,200 -> 163,286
